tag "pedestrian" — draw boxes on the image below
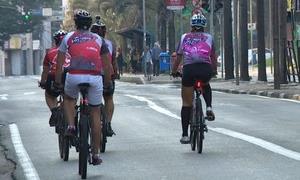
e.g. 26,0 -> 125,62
116,47 -> 124,76
141,46 -> 153,77
151,42 -> 162,76
131,48 -> 139,74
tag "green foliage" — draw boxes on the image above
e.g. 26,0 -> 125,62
0,0 -> 60,44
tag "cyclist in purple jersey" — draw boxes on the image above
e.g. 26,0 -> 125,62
172,13 -> 217,144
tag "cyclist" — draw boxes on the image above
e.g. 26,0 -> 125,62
55,9 -> 111,165
90,15 -> 118,137
39,30 -> 68,127
171,13 -> 217,144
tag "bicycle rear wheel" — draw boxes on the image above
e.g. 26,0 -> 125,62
100,105 -> 107,153
195,98 -> 204,154
57,108 -> 70,161
78,115 -> 89,179
190,128 -> 196,151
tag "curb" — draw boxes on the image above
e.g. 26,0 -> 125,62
212,88 -> 300,101
118,76 -> 300,102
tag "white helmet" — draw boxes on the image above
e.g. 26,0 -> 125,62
190,13 -> 207,28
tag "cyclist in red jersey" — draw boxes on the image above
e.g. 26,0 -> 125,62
55,9 -> 111,165
39,30 -> 67,127
172,13 -> 217,144
91,15 -> 118,136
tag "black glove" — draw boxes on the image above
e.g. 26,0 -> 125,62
171,71 -> 182,78
103,81 -> 114,93
52,82 -> 63,94
39,81 -> 46,89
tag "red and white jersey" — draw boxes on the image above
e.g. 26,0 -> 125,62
59,30 -> 108,75
43,47 -> 70,75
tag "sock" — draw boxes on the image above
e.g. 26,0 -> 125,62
181,106 -> 192,136
202,83 -> 212,108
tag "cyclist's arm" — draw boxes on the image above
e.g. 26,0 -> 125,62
100,42 -> 111,86
173,36 -> 183,73
172,54 -> 182,73
210,43 -> 217,75
55,51 -> 65,84
111,44 -> 118,78
55,37 -> 68,84
40,53 -> 50,83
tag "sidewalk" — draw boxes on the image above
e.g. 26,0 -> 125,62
117,73 -> 300,101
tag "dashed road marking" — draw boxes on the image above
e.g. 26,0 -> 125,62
126,94 -> 300,161
24,92 -> 36,95
9,124 -> 40,180
0,94 -> 8,100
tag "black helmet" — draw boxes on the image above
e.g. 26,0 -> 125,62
91,15 -> 106,37
53,30 -> 67,46
74,9 -> 92,30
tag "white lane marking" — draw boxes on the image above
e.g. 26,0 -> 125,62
9,124 -> 40,180
214,91 -> 226,94
0,94 -> 8,100
125,95 -> 180,120
210,127 -> 300,161
126,94 -> 300,161
250,95 -> 300,104
24,92 -> 36,95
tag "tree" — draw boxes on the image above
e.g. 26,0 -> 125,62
239,0 -> 250,81
168,10 -> 175,53
0,0 -> 59,45
256,0 -> 267,81
223,0 -> 234,79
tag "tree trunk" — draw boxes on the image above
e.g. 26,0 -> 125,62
256,0 -> 267,81
168,11 -> 175,53
160,12 -> 167,51
224,0 -> 234,79
239,0 -> 250,81
279,0 -> 288,84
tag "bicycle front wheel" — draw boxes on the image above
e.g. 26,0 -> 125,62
100,105 -> 107,153
190,127 -> 196,151
78,115 -> 89,179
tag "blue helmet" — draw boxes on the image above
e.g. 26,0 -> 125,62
190,13 -> 207,28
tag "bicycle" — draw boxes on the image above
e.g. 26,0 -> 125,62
55,95 -> 70,161
171,73 -> 208,153
189,80 -> 208,154
100,104 -> 107,153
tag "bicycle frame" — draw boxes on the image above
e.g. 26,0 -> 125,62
190,80 -> 208,153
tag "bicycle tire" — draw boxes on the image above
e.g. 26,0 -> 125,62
100,105 -> 107,153
190,128 -> 196,151
78,115 -> 89,179
196,98 -> 204,154
57,108 -> 70,161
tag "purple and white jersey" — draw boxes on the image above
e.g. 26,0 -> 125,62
176,32 -> 213,66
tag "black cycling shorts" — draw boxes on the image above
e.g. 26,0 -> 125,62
182,63 -> 213,87
103,80 -> 115,97
45,74 -> 60,97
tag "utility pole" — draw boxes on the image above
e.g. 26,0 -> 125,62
233,0 -> 239,85
273,0 -> 280,89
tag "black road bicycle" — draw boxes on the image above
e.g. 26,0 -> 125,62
190,80 -> 208,154
100,104 -> 107,153
55,95 -> 71,161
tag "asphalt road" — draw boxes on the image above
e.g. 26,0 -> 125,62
0,76 -> 300,180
